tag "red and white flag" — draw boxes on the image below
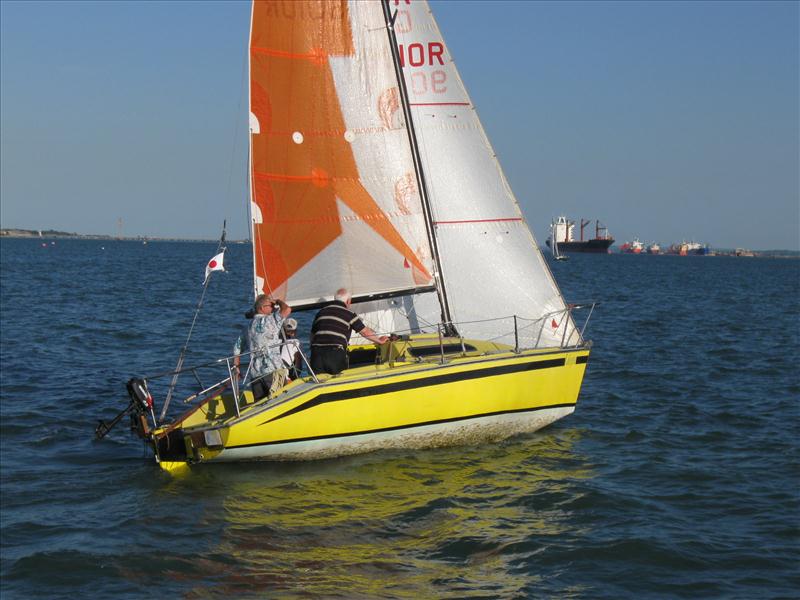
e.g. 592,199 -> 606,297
204,251 -> 225,284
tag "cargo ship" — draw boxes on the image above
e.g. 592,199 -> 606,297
666,241 -> 710,256
546,217 -> 614,254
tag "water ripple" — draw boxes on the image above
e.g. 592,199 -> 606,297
1,241 -> 799,598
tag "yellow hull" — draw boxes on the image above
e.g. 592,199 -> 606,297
154,341 -> 589,466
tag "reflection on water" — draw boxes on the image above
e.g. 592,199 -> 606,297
151,429 -> 593,597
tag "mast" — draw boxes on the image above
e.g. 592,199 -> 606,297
381,0 -> 455,330
580,218 -> 590,242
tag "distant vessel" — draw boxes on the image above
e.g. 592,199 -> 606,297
646,242 -> 661,254
546,217 -> 614,253
620,238 -> 644,254
550,219 -> 568,261
685,241 -> 709,255
667,241 -> 709,256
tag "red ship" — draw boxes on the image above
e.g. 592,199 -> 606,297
620,238 -> 645,254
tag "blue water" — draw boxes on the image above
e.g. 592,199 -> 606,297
1,238 -> 798,598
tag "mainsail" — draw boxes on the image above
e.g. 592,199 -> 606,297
249,0 -> 578,347
248,0 -> 435,308
391,0 -> 578,347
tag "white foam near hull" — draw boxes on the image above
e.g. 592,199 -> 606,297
208,405 -> 575,462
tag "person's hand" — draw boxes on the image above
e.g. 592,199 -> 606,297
377,335 -> 389,344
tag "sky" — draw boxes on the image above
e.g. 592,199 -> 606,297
1,0 -> 797,250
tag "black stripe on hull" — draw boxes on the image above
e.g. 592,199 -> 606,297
261,357 -> 567,425
576,355 -> 589,364
230,402 -> 577,450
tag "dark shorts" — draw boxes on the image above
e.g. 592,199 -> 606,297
310,345 -> 347,375
251,373 -> 273,400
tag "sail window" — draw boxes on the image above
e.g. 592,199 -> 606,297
408,344 -> 477,358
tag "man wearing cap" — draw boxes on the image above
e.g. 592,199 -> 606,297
234,294 -> 292,400
281,318 -> 303,381
310,288 -> 388,375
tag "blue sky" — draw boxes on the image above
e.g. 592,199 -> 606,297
1,0 -> 797,250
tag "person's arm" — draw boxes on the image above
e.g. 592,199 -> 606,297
232,334 -> 243,376
359,325 -> 388,345
275,298 -> 292,319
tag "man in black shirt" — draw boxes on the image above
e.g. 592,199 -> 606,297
310,288 -> 388,375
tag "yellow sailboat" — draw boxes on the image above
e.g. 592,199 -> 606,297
99,0 -> 593,468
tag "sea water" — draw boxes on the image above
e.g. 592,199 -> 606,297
1,238 -> 798,598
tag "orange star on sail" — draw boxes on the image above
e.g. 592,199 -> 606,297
249,0 -> 431,297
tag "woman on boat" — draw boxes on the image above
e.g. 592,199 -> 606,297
234,294 -> 292,399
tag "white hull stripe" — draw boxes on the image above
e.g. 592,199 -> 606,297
213,405 -> 576,462
233,401 -> 575,450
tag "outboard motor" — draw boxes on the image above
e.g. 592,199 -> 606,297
95,377 -> 155,441
127,378 -> 153,412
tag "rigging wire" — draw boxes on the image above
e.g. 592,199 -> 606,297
161,224 -> 227,421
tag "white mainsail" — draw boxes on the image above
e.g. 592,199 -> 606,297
379,0 -> 579,347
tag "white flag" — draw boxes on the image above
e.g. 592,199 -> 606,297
204,251 -> 225,284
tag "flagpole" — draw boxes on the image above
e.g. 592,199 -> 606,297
160,222 -> 227,422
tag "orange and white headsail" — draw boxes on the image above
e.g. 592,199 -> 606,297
248,0 -> 434,308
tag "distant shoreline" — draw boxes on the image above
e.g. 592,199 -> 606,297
0,228 -> 247,244
2,228 -> 796,256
